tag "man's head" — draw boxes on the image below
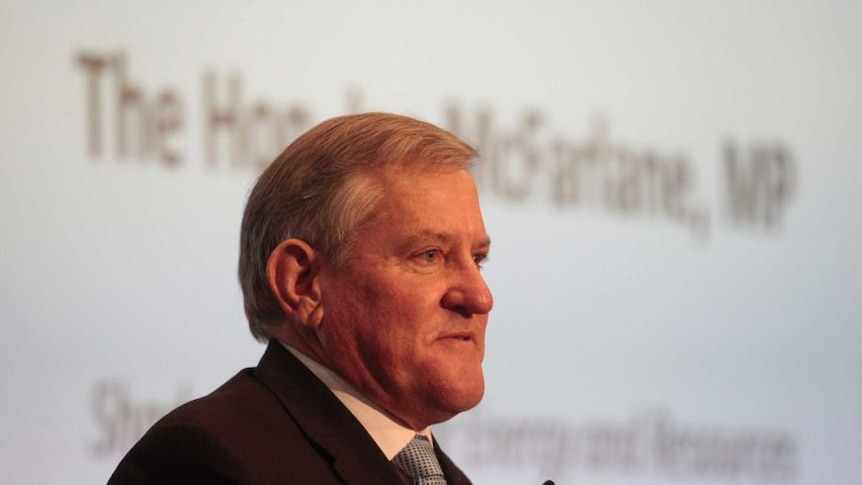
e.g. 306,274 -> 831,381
239,113 -> 493,429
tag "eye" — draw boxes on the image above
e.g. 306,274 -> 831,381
420,249 -> 440,263
472,253 -> 488,269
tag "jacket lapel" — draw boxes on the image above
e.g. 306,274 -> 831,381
253,341 -> 406,485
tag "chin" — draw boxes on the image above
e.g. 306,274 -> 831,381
441,373 -> 485,412
410,378 -> 484,428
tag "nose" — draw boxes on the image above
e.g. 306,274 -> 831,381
441,262 -> 494,317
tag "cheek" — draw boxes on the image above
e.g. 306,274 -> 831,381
323,270 -> 446,356
324,282 -> 407,348
319,288 -> 368,353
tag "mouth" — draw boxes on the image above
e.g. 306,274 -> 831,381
435,331 -> 485,361
439,332 -> 474,342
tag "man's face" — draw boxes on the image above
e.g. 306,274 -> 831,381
317,165 -> 493,430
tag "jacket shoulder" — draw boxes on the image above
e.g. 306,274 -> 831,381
107,368 -> 332,485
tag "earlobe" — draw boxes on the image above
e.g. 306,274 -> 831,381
266,239 -> 323,328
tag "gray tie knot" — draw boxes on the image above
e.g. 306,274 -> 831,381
392,435 -> 448,485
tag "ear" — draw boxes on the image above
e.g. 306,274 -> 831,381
266,238 -> 324,329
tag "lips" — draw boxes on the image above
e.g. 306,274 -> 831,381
438,331 -> 475,342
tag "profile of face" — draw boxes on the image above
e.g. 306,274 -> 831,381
317,166 -> 493,430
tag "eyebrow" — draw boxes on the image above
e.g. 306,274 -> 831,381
399,230 -> 491,252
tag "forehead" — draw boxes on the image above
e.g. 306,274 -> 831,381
375,165 -> 479,209
364,165 -> 487,236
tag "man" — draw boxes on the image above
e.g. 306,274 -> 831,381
108,113 -> 493,484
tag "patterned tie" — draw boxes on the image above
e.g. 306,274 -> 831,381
392,434 -> 448,485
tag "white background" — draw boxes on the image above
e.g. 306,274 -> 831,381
1,1 -> 860,484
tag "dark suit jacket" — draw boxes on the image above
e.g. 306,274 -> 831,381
108,341 -> 472,484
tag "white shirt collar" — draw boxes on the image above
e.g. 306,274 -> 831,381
281,342 -> 433,459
